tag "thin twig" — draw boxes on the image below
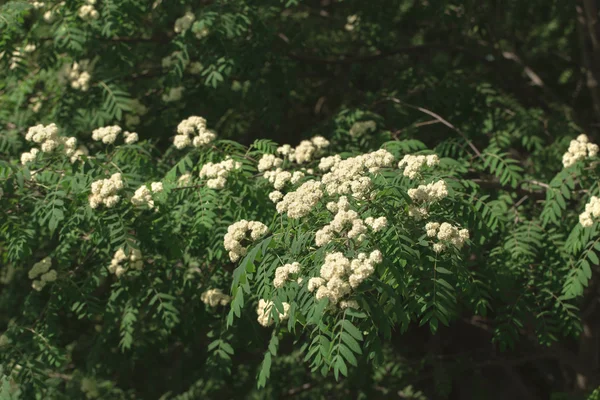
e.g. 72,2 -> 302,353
380,97 -> 483,158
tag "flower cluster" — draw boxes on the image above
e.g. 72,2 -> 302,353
78,0 -> 99,21
223,220 -> 269,262
345,14 -> 359,31
308,250 -> 382,307
408,180 -> 448,202
25,123 -> 57,152
277,136 -> 330,164
162,51 -> 189,70
8,44 -> 36,70
316,196 -> 386,247
256,299 -> 290,327
273,262 -> 301,288
349,120 -> 376,137
562,134 -> 599,168
320,149 -> 395,199
398,154 -> 440,179
199,158 -> 242,189
68,61 -> 92,91
42,2 -> 64,23
162,87 -> 184,103
124,99 -> 148,127
174,11 -> 195,33
408,205 -> 429,221
88,173 -> 124,209
28,257 -> 56,291
425,222 -> 469,253
192,23 -> 210,40
91,125 -> 137,145
174,116 -> 216,149
267,190 -> 283,203
69,145 -> 89,164
258,154 -> 283,172
178,173 -> 192,186
21,123 -> 78,164
276,180 -> 324,218
340,299 -> 360,310
108,248 -> 143,277
263,168 -> 304,190
365,216 -> 388,231
21,148 -> 40,165
579,196 -> 600,227
131,182 -> 163,209
201,288 -> 231,307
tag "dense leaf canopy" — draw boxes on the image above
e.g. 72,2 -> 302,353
1,0 -> 600,399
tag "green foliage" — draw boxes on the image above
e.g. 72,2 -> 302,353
2,0 -> 600,398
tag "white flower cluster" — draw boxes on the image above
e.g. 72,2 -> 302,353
276,180 -> 323,218
28,257 -> 57,291
8,44 -> 36,69
162,51 -> 189,70
192,24 -> 210,40
273,262 -> 301,288
425,222 -> 469,253
174,116 -> 216,149
29,95 -> 42,113
349,120 -> 376,137
201,288 -> 231,307
268,190 -> 283,203
398,154 -> 440,179
320,149 -> 395,199
69,145 -> 89,163
91,125 -> 119,144
408,205 -> 429,221
21,123 -> 78,164
340,299 -> 359,310
276,136 -> 330,164
162,86 -> 184,103
25,123 -> 57,152
43,9 -> 55,22
256,299 -> 290,327
258,154 -> 283,172
579,196 -> 600,227
178,173 -> 192,186
123,131 -> 139,144
315,196 -> 387,247
308,250 -> 382,306
68,61 -> 92,91
91,125 -> 138,145
174,11 -> 195,33
88,173 -> 124,209
8,50 -> 21,70
199,158 -> 242,189
108,248 -> 143,277
562,134 -> 599,168
223,220 -> 269,262
365,216 -> 388,231
408,180 -> 448,202
78,0 -> 99,21
42,2 -> 64,23
124,99 -> 148,127
263,169 -> 304,190
344,14 -> 359,31
32,1 -> 45,9
131,182 -> 163,209
21,148 -> 40,165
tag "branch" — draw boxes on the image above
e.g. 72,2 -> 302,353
576,3 -> 600,123
377,97 -> 483,158
287,43 -> 488,65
